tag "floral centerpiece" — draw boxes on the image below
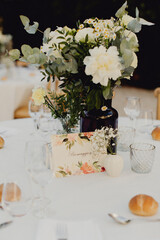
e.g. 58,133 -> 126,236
9,1 -> 154,133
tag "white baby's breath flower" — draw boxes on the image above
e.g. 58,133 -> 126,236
84,45 -> 123,86
79,24 -> 84,29
85,18 -> 94,24
32,87 -> 46,106
75,28 -> 95,42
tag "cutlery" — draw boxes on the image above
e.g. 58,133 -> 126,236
0,220 -> 13,229
56,223 -> 68,240
108,213 -> 160,225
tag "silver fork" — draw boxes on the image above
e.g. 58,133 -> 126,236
56,223 -> 68,240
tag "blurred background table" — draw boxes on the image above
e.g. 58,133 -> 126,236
0,64 -> 43,121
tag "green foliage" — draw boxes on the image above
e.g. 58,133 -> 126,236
9,49 -> 20,60
20,15 -> 39,34
115,1 -> 128,18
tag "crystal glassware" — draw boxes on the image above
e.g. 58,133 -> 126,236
124,97 -> 141,127
117,126 -> 135,152
28,99 -> 42,135
24,140 -> 53,218
2,171 -> 33,217
130,143 -> 156,173
39,104 -> 57,141
138,110 -> 153,134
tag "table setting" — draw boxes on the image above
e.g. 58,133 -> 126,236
0,1 -> 160,240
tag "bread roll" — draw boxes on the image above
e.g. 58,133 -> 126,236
151,127 -> 160,141
129,194 -> 158,216
0,136 -> 5,148
0,183 -> 21,202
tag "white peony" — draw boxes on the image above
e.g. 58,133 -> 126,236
75,28 -> 95,42
121,14 -> 134,26
84,46 -> 123,86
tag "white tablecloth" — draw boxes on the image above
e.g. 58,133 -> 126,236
0,65 -> 43,121
0,117 -> 160,240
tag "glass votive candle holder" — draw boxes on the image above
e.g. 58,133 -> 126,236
117,126 -> 135,152
130,143 -> 156,173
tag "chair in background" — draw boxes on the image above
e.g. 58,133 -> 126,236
154,87 -> 160,120
14,105 -> 30,119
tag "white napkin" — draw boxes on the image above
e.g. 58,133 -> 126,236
36,219 -> 103,240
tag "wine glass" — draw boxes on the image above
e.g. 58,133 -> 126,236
24,140 -> 53,218
28,99 -> 42,135
124,96 -> 141,127
1,171 -> 33,218
39,105 -> 57,141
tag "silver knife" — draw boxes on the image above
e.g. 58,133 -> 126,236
0,221 -> 13,229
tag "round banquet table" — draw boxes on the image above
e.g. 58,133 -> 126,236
0,65 -> 43,121
0,117 -> 160,240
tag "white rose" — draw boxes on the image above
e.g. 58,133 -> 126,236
121,14 -> 134,26
32,87 -> 46,106
75,28 -> 95,42
84,45 -> 123,86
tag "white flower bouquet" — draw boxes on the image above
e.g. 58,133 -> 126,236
9,1 -> 154,129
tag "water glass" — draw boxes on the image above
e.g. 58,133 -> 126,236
138,110 -> 153,134
117,126 -> 135,152
130,143 -> 156,173
2,171 -> 33,217
24,140 -> 54,218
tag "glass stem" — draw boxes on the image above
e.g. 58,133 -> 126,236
33,118 -> 39,131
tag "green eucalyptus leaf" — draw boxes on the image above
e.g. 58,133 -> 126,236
19,15 -> 30,26
115,1 -> 128,18
115,79 -> 121,86
122,66 -> 135,77
135,7 -> 139,20
127,19 -> 142,33
122,49 -> 134,68
64,54 -> 78,73
139,18 -> 155,26
129,36 -> 139,52
27,54 -> 39,64
21,44 -> 33,57
120,38 -> 130,54
43,28 -> 51,43
103,83 -> 111,100
9,49 -> 20,60
33,47 -> 40,54
24,21 -> 39,34
39,53 -> 47,65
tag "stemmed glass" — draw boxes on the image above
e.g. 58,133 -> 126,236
28,99 -> 42,136
1,171 -> 33,218
124,96 -> 141,127
39,104 -> 57,141
24,140 -> 54,218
